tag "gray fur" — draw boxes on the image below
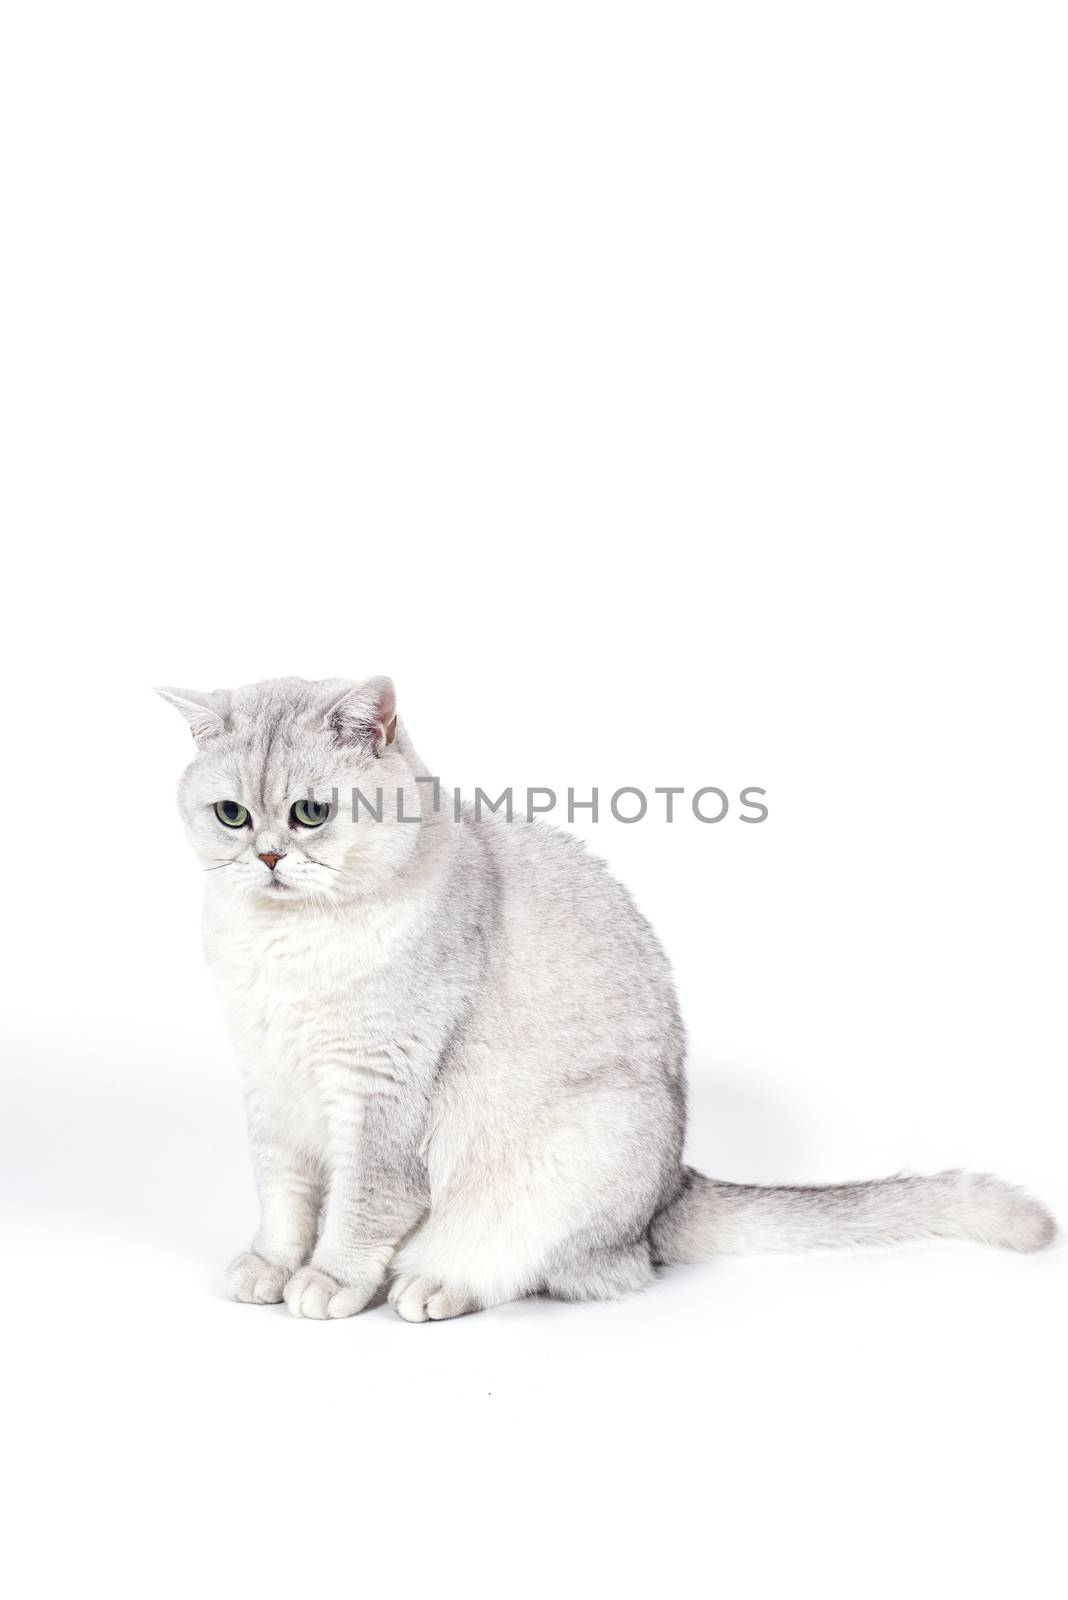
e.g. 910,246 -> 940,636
158,675 -> 1056,1320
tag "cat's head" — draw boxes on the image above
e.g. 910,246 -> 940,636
158,675 -> 422,902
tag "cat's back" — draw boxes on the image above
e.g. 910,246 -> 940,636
468,811 -> 685,1067
477,811 -> 665,945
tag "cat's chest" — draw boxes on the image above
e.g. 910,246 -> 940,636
209,907 -> 400,1069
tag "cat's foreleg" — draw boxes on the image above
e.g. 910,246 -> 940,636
284,1077 -> 427,1321
226,1138 -> 322,1305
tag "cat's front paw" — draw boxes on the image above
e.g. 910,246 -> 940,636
282,1266 -> 376,1321
226,1251 -> 290,1305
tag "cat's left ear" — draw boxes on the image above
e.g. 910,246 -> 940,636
325,675 -> 397,756
155,686 -> 230,747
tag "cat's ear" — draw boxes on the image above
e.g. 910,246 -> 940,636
325,676 -> 397,756
155,686 -> 229,747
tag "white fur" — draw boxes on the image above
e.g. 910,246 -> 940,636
159,676 -> 1056,1322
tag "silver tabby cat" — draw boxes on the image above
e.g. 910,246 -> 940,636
159,675 -> 1055,1320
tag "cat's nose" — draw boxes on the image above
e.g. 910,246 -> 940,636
258,852 -> 283,871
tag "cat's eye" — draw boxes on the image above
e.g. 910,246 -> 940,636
291,797 -> 331,828
214,800 -> 250,828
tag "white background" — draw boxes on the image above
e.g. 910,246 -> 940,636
2,4 -> 1065,1596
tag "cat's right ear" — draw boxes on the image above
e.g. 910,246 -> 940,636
155,687 -> 229,747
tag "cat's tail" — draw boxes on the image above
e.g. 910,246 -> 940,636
648,1167 -> 1056,1261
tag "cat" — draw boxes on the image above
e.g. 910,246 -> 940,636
159,674 -> 1055,1320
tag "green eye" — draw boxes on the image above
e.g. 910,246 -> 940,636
291,797 -> 331,828
214,800 -> 250,828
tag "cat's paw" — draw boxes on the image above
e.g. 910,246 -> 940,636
388,1274 -> 475,1323
226,1251 -> 290,1305
282,1266 -> 375,1321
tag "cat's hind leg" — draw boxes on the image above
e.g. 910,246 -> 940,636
388,1087 -> 671,1320
387,1274 -> 482,1323
387,1239 -> 657,1320
387,1193 -> 552,1319
540,1239 -> 657,1302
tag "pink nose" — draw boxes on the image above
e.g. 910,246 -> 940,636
258,852 -> 282,870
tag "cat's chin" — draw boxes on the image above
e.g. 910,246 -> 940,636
257,875 -> 336,904
260,879 -> 296,898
